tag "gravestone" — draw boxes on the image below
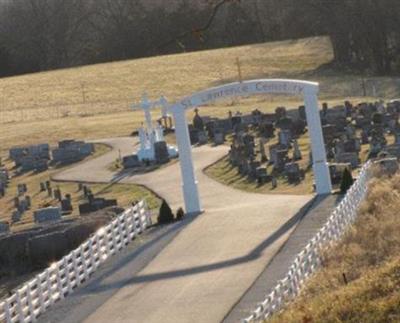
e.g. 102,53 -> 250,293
278,130 -> 292,148
292,139 -> 302,161
61,198 -> 73,213
259,122 -> 275,138
213,129 -> 225,145
198,131 -> 208,145
274,149 -> 289,171
335,152 -> 360,168
17,184 -> 25,196
285,162 -> 302,183
53,188 -> 62,202
34,207 -> 61,223
12,211 -> 22,223
189,127 -> 199,145
298,105 -> 306,120
259,138 -> 268,162
25,195 -> 31,209
193,108 -> 204,131
154,141 -> 170,164
271,177 -> 277,189
79,198 -> 118,215
14,197 -> 20,209
0,222 -> 9,236
256,167 -> 269,184
123,155 -> 141,169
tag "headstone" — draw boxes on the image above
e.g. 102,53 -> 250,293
123,155 -> 141,169
259,138 -> 267,162
275,107 -> 287,119
34,207 -> 62,223
256,167 -> 269,184
189,128 -> 199,145
292,139 -> 302,161
17,184 -> 25,196
335,152 -> 360,168
213,129 -> 225,145
271,177 -> 277,189
0,222 -> 9,236
274,149 -> 288,171
193,108 -> 204,131
54,188 -> 62,202
25,195 -> 31,209
79,198 -> 118,215
154,141 -> 170,164
278,130 -> 292,148
259,122 -> 275,138
298,105 -> 306,120
198,131 -> 208,145
12,211 -> 22,223
14,197 -> 20,209
284,162 -> 301,183
61,198 -> 73,213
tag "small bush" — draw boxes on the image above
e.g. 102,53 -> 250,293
176,207 -> 185,221
157,199 -> 174,224
340,168 -> 354,194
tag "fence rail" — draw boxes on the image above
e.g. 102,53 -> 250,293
0,200 -> 151,323
243,161 -> 372,322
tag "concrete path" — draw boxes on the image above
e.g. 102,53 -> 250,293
223,194 -> 339,322
49,137 -> 313,323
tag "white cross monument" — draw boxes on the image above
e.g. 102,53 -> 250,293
132,93 -> 178,161
170,79 -> 332,215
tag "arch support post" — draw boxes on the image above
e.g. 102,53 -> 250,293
172,106 -> 202,215
304,90 -> 332,194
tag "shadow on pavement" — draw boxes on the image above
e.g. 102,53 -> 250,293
80,195 -> 323,294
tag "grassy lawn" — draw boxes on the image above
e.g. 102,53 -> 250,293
1,36 -> 399,156
205,133 -> 315,195
269,172 -> 400,322
0,144 -> 161,233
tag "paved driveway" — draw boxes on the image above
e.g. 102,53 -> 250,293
50,137 -> 312,323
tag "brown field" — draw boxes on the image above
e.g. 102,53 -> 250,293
1,36 -> 400,156
269,171 -> 400,322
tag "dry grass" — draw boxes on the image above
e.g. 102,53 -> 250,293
269,172 -> 400,322
1,36 -> 400,156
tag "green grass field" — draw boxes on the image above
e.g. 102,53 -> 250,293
1,36 -> 400,156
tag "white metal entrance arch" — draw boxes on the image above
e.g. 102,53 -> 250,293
171,79 -> 332,214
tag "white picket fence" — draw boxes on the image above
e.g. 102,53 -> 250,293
0,200 -> 151,323
242,161 -> 373,322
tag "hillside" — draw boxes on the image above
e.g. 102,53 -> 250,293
1,36 -> 400,154
269,172 -> 400,322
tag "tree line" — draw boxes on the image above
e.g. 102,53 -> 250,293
0,0 -> 399,78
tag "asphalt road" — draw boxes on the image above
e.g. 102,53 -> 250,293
46,137 -> 312,323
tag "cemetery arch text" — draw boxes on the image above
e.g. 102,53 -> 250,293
171,79 -> 332,214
